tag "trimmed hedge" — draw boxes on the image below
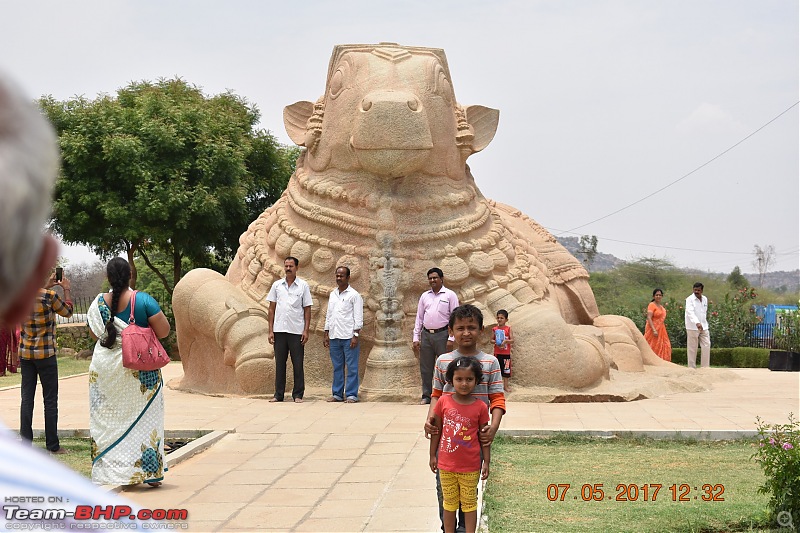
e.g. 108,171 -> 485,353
731,347 -> 770,368
670,347 -> 769,368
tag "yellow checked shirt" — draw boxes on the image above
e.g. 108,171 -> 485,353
19,289 -> 73,360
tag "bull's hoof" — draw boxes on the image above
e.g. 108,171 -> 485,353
510,304 -> 608,389
235,358 -> 275,395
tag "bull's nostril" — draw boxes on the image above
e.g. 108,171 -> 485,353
407,98 -> 418,111
362,98 -> 372,112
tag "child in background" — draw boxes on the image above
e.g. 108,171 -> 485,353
429,356 -> 490,533
492,309 -> 513,392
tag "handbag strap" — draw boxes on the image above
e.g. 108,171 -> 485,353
128,290 -> 137,325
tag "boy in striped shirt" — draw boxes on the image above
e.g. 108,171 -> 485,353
424,304 -> 505,532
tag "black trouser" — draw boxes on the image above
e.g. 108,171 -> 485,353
419,329 -> 449,401
273,332 -> 304,401
20,355 -> 60,451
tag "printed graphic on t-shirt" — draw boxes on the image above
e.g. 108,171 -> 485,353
441,407 -> 477,454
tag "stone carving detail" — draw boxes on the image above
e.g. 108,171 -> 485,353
172,43 -> 670,399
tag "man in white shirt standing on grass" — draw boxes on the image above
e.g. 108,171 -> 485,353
267,256 -> 313,403
323,266 -> 363,403
685,282 -> 710,368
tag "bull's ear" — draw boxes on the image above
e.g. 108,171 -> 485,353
465,105 -> 499,152
283,101 -> 315,146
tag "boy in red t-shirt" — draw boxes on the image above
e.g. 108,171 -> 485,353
429,356 -> 490,533
492,309 -> 513,392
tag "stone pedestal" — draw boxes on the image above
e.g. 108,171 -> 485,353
359,340 -> 418,402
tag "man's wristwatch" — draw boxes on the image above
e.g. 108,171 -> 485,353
353,332 -> 359,337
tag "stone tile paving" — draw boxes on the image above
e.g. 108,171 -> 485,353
0,364 -> 797,531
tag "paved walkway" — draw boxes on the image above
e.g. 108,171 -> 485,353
1,364 -> 797,532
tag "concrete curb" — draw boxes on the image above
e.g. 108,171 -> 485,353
165,430 -> 231,468
29,428 -> 231,493
99,429 -> 232,493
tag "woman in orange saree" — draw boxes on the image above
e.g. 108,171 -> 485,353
645,288 -> 671,361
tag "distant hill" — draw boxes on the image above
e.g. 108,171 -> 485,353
744,271 -> 800,293
556,236 -> 799,291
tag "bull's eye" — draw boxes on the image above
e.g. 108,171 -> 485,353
329,68 -> 346,99
408,97 -> 419,111
329,59 -> 353,99
432,64 -> 453,103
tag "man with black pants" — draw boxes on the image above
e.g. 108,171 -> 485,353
19,273 -> 73,453
267,257 -> 312,403
412,267 -> 459,405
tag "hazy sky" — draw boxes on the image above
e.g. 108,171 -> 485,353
2,1 -> 797,274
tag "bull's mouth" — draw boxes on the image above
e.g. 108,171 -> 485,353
350,142 -> 432,178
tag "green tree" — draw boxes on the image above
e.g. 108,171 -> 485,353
727,266 -> 748,289
615,257 -> 680,290
41,78 -> 294,293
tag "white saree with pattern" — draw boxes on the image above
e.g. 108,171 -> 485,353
87,295 -> 166,486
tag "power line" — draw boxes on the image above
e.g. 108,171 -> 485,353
549,227 -> 796,255
552,229 -> 800,268
558,101 -> 800,235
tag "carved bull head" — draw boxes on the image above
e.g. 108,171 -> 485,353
284,43 -> 499,179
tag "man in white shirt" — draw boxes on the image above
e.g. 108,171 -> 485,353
412,267 -> 460,405
685,282 -> 710,368
267,256 -> 313,402
323,266 -> 364,403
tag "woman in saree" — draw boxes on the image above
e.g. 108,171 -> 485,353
87,258 -> 170,487
644,288 -> 672,362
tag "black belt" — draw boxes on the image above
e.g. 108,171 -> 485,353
424,326 -> 448,334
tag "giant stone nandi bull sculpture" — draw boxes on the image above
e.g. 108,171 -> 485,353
173,43 -> 671,400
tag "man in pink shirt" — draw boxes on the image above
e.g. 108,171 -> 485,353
412,268 -> 460,405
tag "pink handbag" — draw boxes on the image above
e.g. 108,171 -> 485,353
121,290 -> 169,371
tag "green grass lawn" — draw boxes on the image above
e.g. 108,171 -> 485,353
483,435 -> 773,532
0,354 -> 91,388
33,437 -> 92,478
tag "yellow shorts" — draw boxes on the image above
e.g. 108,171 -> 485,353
440,470 -> 480,512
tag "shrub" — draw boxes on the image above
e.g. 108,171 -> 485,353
669,347 -> 769,368
707,288 -> 760,348
710,348 -> 733,366
56,327 -> 95,352
752,414 -> 800,526
610,304 -> 645,331
773,304 -> 800,353
731,347 -> 770,368
663,297 -> 687,348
